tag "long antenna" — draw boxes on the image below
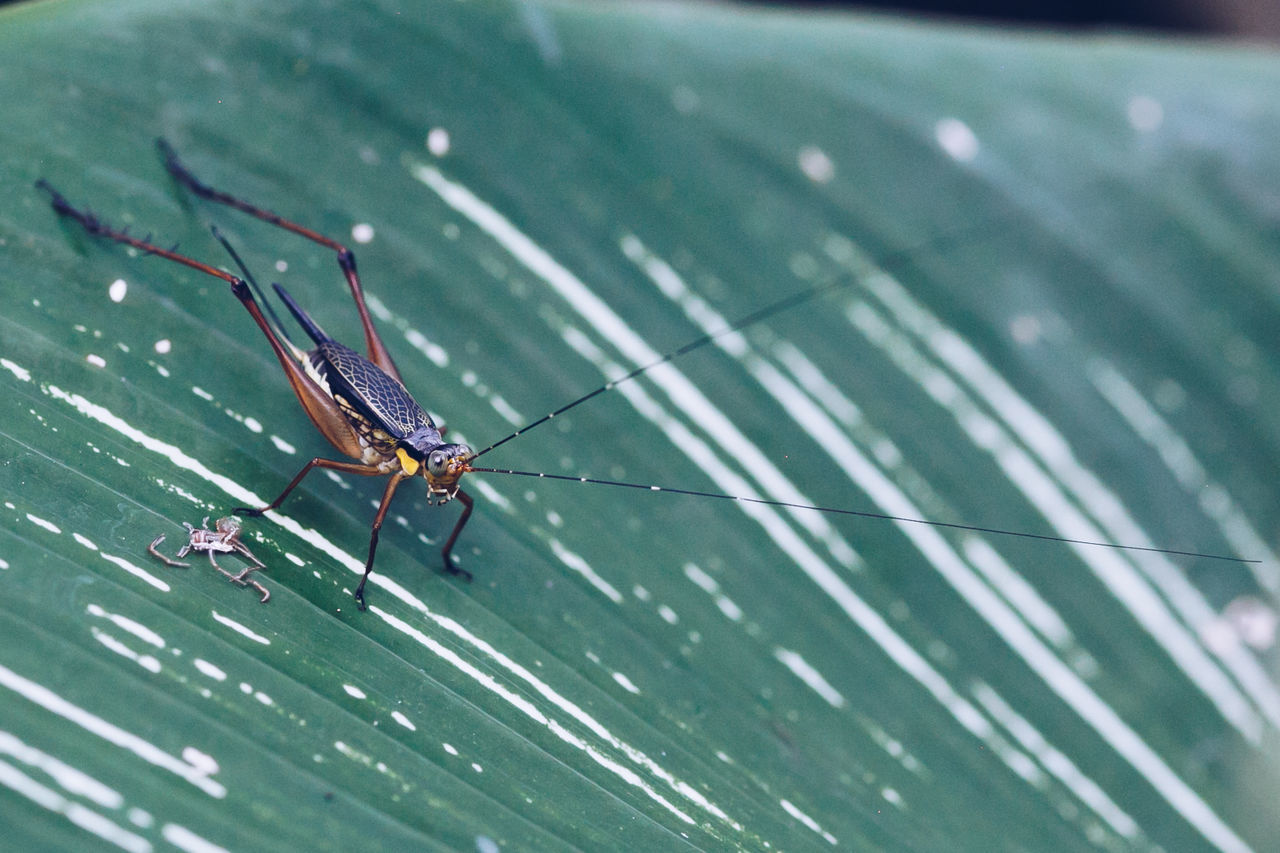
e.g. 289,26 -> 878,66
467,466 -> 1259,564
469,274 -> 851,460
470,217 -> 996,461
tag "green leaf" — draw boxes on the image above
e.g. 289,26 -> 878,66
2,0 -> 1278,850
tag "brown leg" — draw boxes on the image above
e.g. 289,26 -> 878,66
37,179 -> 366,461
209,553 -> 272,604
206,551 -> 234,580
353,473 -> 409,610
440,489 -> 474,581
235,457 -> 385,516
147,535 -> 190,568
156,139 -> 401,381
231,541 -> 267,569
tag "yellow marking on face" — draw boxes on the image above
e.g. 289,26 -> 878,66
395,447 -> 421,476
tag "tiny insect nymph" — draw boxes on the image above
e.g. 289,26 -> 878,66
149,516 -> 271,603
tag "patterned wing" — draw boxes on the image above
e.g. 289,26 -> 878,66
315,341 -> 435,440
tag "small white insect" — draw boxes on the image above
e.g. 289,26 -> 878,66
148,516 -> 270,603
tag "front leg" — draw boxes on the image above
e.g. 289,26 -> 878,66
439,489 -> 474,582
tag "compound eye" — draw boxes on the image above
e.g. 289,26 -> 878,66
427,449 -> 450,476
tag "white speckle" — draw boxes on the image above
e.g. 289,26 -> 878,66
612,672 -> 640,694
789,252 -> 820,280
775,648 -> 846,708
0,559 -> 9,570
270,435 -> 297,454
108,278 -> 128,303
210,611 -> 270,645
672,85 -> 700,114
352,223 -> 375,244
100,553 -> 170,591
476,836 -> 500,853
471,762 -> 483,773
91,627 -> 163,673
193,659 -> 227,681
881,787 -> 903,807
1202,597 -> 1277,652
489,394 -> 523,426
442,743 -> 459,756
780,798 -> 838,845
284,553 -> 305,567
73,534 -> 99,551
191,386 -> 214,401
128,808 -> 153,828
154,339 -> 172,354
717,597 -> 743,621
872,438 -> 901,469
86,353 -> 107,368
402,328 -> 449,368
632,585 -> 650,601
236,416 -> 260,434
935,117 -> 979,162
358,146 -> 380,165
342,684 -> 368,700
26,514 -> 61,534
1010,314 -> 1042,345
161,823 -> 226,853
684,563 -> 718,594
658,604 -> 678,624
550,538 -> 623,603
254,691 -> 273,706
1,358 -> 31,382
274,259 -> 288,273
87,604 -> 165,648
798,146 -> 835,183
392,711 -> 415,731
427,127 -> 451,157
180,747 -> 219,777
153,363 -> 170,378
545,510 -> 563,528
1127,95 -> 1163,132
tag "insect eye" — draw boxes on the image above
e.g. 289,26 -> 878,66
427,450 -> 449,475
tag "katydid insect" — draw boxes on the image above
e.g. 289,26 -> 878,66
38,140 -> 1256,609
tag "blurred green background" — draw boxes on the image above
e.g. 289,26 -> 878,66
1,0 -> 1277,850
